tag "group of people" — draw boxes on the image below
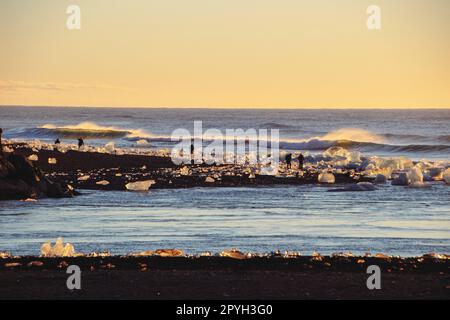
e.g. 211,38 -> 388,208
285,152 -> 304,170
53,137 -> 85,150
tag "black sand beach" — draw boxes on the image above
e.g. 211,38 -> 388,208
0,255 -> 448,299
10,145 -> 370,192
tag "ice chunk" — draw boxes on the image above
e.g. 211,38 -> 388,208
125,180 -> 155,191
260,165 -> 279,176
318,172 -> 335,184
96,180 -> 110,186
40,242 -> 52,256
48,158 -> 57,164
105,142 -> 115,153
180,166 -> 191,176
2,145 -> 14,153
62,243 -> 75,256
347,151 -> 361,163
28,154 -> 39,161
205,176 -> 215,183
40,238 -> 76,257
323,146 -> 349,159
77,175 -> 90,181
407,167 -> 423,184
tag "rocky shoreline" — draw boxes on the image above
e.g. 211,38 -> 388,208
8,144 -> 371,193
0,148 -> 76,200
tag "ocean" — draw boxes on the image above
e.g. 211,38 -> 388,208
0,106 -> 449,256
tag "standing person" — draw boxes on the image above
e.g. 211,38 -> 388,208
285,153 -> 292,169
78,138 -> 85,150
190,143 -> 195,165
0,128 -> 3,156
54,138 -> 61,151
298,153 -> 305,170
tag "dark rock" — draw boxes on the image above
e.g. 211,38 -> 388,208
0,153 -> 77,200
0,179 -> 32,200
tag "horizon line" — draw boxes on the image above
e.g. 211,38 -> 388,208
1,104 -> 450,110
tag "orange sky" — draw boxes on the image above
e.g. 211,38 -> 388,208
0,0 -> 449,108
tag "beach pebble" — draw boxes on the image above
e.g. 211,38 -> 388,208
5,262 -> 21,268
96,180 -> 110,186
129,250 -> 154,257
77,175 -> 90,181
154,249 -> 184,257
220,249 -> 247,260
27,261 -> 44,267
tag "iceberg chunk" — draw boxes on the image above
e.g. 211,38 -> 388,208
125,180 -> 155,191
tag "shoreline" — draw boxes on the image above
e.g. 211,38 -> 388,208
1,254 -> 448,299
10,143 -> 375,192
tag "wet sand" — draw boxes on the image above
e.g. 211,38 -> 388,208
0,255 -> 448,299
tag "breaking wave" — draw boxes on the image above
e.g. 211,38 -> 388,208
7,124 -> 450,154
14,122 -> 153,141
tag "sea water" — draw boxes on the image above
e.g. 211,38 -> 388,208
0,107 -> 449,256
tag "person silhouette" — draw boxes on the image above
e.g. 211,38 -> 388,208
285,153 -> 292,169
0,128 -> 3,156
298,153 -> 305,170
78,138 -> 84,149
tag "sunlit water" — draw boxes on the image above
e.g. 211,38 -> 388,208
0,107 -> 449,256
1,184 -> 449,256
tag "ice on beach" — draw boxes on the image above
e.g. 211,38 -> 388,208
407,167 -> 423,184
48,158 -> 57,164
105,142 -> 115,153
318,172 -> 335,184
28,154 -> 38,161
125,179 -> 155,191
2,146 -> 14,153
40,238 -> 75,257
323,146 -> 349,159
180,166 -> 191,176
96,180 -> 110,186
77,175 -> 90,181
205,176 -> 215,183
260,165 -> 279,176
0,252 -> 12,259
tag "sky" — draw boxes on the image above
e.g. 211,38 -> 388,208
0,0 -> 449,108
